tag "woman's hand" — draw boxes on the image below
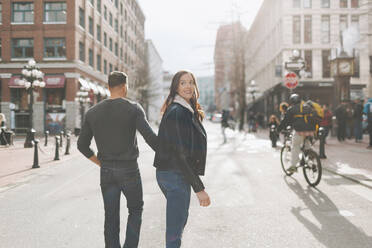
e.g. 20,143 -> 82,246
196,190 -> 211,207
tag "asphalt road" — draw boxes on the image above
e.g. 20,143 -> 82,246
1,122 -> 372,248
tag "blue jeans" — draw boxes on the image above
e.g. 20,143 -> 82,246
100,161 -> 143,248
156,170 -> 191,248
354,120 -> 363,141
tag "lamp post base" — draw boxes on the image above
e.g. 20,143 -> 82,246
24,128 -> 36,148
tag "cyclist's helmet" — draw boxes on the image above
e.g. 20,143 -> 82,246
289,94 -> 301,105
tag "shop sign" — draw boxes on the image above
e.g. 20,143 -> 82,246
44,75 -> 65,88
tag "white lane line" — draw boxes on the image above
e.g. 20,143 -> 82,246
41,166 -> 95,199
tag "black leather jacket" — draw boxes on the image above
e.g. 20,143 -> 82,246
153,103 -> 207,193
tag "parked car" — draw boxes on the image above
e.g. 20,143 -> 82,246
211,113 -> 222,123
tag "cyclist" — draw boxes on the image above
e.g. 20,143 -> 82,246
277,94 -> 316,173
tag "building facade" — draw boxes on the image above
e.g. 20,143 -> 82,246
0,0 -> 146,134
145,39 -> 163,124
245,0 -> 369,120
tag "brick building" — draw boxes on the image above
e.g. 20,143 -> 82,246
0,0 -> 145,134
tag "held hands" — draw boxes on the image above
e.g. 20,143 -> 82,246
196,190 -> 211,207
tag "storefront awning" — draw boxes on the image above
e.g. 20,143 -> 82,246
88,82 -> 99,95
9,75 -> 65,88
96,84 -> 107,96
78,78 -> 90,91
44,75 -> 65,88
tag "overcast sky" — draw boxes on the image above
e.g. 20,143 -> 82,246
138,0 -> 264,77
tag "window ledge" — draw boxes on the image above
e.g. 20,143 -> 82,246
11,22 -> 34,25
11,58 -> 33,61
43,21 -> 67,25
43,58 -> 67,61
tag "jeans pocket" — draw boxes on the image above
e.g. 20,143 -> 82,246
100,168 -> 112,186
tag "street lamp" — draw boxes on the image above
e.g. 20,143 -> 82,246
75,88 -> 90,133
17,59 -> 45,148
248,80 -> 258,102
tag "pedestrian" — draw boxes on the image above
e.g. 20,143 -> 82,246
0,113 -> 8,146
335,101 -> 347,142
353,99 -> 364,143
247,111 -> 256,132
279,102 -> 289,121
268,115 -> 279,147
77,71 -> 158,248
363,98 -> 372,149
345,102 -> 354,139
319,104 -> 332,143
221,109 -> 229,143
154,70 -> 211,248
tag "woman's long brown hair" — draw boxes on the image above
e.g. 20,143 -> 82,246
161,70 -> 204,121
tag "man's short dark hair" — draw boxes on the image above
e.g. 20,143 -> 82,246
108,71 -> 127,88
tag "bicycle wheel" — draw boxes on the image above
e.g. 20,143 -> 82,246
280,145 -> 293,176
302,149 -> 322,187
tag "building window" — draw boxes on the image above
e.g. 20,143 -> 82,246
79,42 -> 85,62
351,0 -> 359,8
303,0 -> 311,8
104,59 -> 107,74
97,54 -> 101,71
97,0 -> 101,13
12,39 -> 34,58
120,47 -> 123,59
79,8 -> 85,28
89,49 -> 94,67
304,16 -> 312,43
354,50 -> 360,77
104,5 -> 107,20
340,0 -> 347,8
321,15 -> 330,44
322,50 -> 331,78
109,63 -> 113,73
340,15 -> 348,37
125,52 -> 128,64
0,4 -> 2,23
97,24 -> 101,41
115,19 -> 118,32
115,43 -> 118,56
12,3 -> 34,23
321,0 -> 330,8
304,50 -> 312,77
109,12 -> 113,27
120,3 -> 123,14
0,39 -> 2,58
89,17 -> 94,35
120,25 -> 123,37
44,38 -> 66,58
104,32 -> 107,47
115,0 -> 119,8
125,9 -> 127,21
109,38 -> 113,51
351,15 -> 359,34
293,16 -> 301,44
89,0 -> 94,6
44,2 -> 67,23
125,31 -> 127,43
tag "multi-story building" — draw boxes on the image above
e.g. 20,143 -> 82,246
197,76 -> 215,113
145,39 -> 163,123
0,0 -> 145,134
245,0 -> 368,119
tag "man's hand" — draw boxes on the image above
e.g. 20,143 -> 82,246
89,155 -> 101,167
196,190 -> 211,207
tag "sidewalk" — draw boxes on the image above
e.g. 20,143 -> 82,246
255,128 -> 372,189
0,135 -> 80,187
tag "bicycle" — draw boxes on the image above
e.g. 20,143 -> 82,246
280,135 -> 322,187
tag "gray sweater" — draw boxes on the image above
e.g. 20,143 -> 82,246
77,98 -> 157,162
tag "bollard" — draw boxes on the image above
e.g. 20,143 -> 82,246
44,130 -> 49,146
59,131 -> 64,148
54,136 -> 60,161
318,127 -> 327,159
32,139 -> 40,168
65,133 -> 71,155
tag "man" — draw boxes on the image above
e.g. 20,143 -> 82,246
277,94 -> 317,173
320,104 -> 332,143
353,99 -> 364,143
221,109 -> 229,143
77,71 -> 157,248
335,101 -> 347,142
364,98 -> 372,149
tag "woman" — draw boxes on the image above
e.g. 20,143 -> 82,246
268,115 -> 280,147
154,70 -> 211,248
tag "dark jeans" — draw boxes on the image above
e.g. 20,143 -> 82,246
156,170 -> 191,248
337,121 -> 346,141
354,120 -> 363,141
100,161 -> 143,248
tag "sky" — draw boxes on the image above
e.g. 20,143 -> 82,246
138,0 -> 264,77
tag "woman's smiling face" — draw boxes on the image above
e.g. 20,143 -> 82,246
177,73 -> 195,102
